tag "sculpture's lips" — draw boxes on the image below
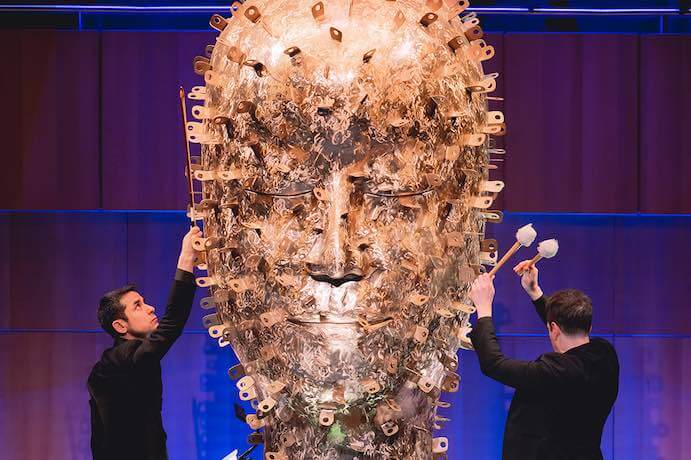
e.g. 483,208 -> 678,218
308,273 -> 364,287
287,314 -> 393,329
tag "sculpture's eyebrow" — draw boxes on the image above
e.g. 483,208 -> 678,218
244,188 -> 314,198
364,188 -> 434,198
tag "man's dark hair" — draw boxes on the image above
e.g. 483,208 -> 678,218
545,289 -> 593,335
98,285 -> 138,338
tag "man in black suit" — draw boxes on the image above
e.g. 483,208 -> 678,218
468,261 -> 619,460
87,226 -> 201,460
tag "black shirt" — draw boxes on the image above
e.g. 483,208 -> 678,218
88,269 -> 196,460
469,297 -> 619,460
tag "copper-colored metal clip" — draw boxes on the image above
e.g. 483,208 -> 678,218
420,12 -> 438,27
284,46 -> 301,58
311,1 -> 325,22
449,301 -> 476,315
196,276 -> 217,288
381,421 -> 399,436
433,437 -> 449,454
229,278 -> 250,293
202,313 -> 221,329
413,325 -> 429,344
187,86 -> 207,101
243,59 -> 267,77
329,27 -> 343,42
409,293 -> 429,306
361,378 -> 381,394
481,239 -> 498,253
247,431 -> 264,445
470,195 -> 494,209
441,372 -> 460,393
448,36 -> 464,52
244,5 -> 261,23
246,414 -> 265,430
480,210 -> 504,223
257,397 -> 276,413
239,386 -> 257,401
192,236 -> 223,252
209,14 -> 228,32
227,46 -> 246,64
418,376 -> 436,393
460,133 -> 486,147
480,180 -> 505,193
237,375 -> 255,391
469,39 -> 495,62
193,56 -> 212,75
319,409 -> 335,426
228,363 -> 246,380
200,296 -> 215,310
465,25 -> 484,41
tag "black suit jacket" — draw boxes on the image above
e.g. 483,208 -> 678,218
470,297 -> 619,460
87,269 -> 196,460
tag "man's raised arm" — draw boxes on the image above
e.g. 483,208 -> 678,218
132,226 -> 201,364
513,260 -> 547,325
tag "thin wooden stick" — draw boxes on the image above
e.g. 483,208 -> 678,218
528,254 -> 543,267
179,86 -> 196,227
489,240 -> 521,276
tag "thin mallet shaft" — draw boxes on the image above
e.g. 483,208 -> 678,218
489,240 -> 522,276
179,86 -> 196,227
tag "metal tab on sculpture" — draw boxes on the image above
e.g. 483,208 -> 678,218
181,0 -> 506,457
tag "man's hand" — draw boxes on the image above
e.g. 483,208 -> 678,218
177,226 -> 202,273
513,260 -> 543,301
470,273 -> 495,319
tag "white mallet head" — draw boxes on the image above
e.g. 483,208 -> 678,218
537,239 -> 559,259
516,223 -> 537,247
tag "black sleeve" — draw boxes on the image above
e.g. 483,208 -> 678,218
533,295 -> 547,325
89,397 -> 105,459
132,269 -> 196,365
469,317 -> 584,391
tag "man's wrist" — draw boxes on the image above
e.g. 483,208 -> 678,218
177,254 -> 196,273
476,305 -> 492,319
527,287 -> 543,301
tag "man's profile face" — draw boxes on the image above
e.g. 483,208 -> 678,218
115,291 -> 158,338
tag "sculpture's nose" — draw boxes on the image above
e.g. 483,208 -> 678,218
305,172 -> 364,286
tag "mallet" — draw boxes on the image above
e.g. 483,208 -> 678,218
528,239 -> 559,267
489,223 -> 537,276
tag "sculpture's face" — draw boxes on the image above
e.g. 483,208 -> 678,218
190,0 -> 503,457
232,142 -> 468,388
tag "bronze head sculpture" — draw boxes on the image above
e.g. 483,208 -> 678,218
185,0 -> 505,457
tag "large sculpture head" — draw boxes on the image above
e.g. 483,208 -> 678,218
186,0 -> 504,457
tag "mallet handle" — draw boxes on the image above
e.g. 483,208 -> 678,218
489,241 -> 522,276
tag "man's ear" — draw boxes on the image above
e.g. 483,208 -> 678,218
112,319 -> 128,335
548,322 -> 560,337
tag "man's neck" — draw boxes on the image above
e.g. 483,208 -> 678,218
119,332 -> 145,341
560,334 -> 590,353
